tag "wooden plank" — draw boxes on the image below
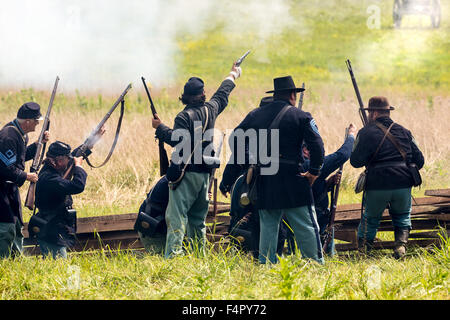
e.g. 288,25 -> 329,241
334,230 -> 357,243
334,207 -> 450,223
334,196 -> 450,213
335,239 -> 442,251
409,230 -> 450,239
425,189 -> 450,198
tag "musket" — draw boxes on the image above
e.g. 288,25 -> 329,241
236,50 -> 251,67
322,127 -> 350,253
346,59 -> 368,126
25,76 -> 60,210
63,83 -> 131,178
298,82 -> 305,109
141,76 -> 169,176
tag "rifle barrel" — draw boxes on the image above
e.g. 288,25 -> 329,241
346,60 -> 368,126
77,83 -> 131,156
141,77 -> 158,118
298,82 -> 305,109
26,76 -> 59,209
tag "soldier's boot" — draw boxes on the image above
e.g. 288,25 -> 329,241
357,237 -> 374,256
393,228 -> 410,260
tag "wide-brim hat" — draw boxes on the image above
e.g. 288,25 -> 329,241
363,96 -> 395,111
266,76 -> 305,94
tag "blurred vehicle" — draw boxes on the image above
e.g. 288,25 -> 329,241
393,0 -> 441,28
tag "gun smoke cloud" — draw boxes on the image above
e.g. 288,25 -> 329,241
0,0 -> 295,92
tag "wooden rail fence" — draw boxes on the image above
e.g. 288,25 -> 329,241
22,188 -> 449,255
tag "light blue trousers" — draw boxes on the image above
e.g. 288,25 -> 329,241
0,220 -> 23,258
164,171 -> 210,259
138,231 -> 166,255
259,205 -> 324,265
358,188 -> 412,242
38,239 -> 68,259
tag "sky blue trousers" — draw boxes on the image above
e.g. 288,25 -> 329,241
358,188 -> 412,242
0,220 -> 23,258
259,204 -> 324,264
164,171 -> 210,259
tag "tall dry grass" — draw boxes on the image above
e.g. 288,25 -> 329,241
1,85 -> 448,218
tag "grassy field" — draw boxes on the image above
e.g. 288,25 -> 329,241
0,0 -> 449,300
0,236 -> 448,300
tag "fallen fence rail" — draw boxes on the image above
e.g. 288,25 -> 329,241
22,188 -> 449,255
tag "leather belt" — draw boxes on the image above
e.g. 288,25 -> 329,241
371,161 -> 408,169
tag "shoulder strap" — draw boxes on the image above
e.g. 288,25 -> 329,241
368,122 -> 394,165
259,104 -> 292,162
182,106 -> 209,167
7,123 -> 26,144
185,106 -> 209,134
269,104 -> 292,129
374,122 -> 407,161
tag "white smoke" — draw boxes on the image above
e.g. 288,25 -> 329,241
0,0 -> 296,92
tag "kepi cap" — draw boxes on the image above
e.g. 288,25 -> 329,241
17,102 -> 43,120
183,77 -> 204,96
46,141 -> 72,158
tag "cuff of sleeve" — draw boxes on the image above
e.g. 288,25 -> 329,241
225,75 -> 236,83
16,171 -> 28,186
155,123 -> 169,139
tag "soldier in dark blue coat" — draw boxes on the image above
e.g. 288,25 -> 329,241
151,62 -> 241,258
221,96 -> 286,259
350,97 -> 424,259
226,76 -> 325,264
34,142 -> 87,259
0,102 -> 49,258
293,123 -> 357,256
136,176 -> 169,254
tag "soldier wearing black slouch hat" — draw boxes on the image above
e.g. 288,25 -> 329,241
224,76 -> 325,265
0,102 -> 49,258
350,96 -> 424,259
33,141 -> 87,259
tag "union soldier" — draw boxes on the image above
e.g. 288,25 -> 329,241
350,97 -> 424,259
0,102 -> 49,258
135,175 -> 169,254
152,62 -> 242,258
220,96 -> 287,259
225,76 -> 325,264
34,141 -> 87,258
287,123 -> 357,256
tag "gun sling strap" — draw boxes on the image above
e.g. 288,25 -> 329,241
85,100 -> 125,168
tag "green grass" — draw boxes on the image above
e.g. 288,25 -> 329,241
0,238 -> 448,299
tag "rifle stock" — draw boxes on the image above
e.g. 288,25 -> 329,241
346,59 -> 368,126
141,76 -> 169,176
25,76 -> 60,210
